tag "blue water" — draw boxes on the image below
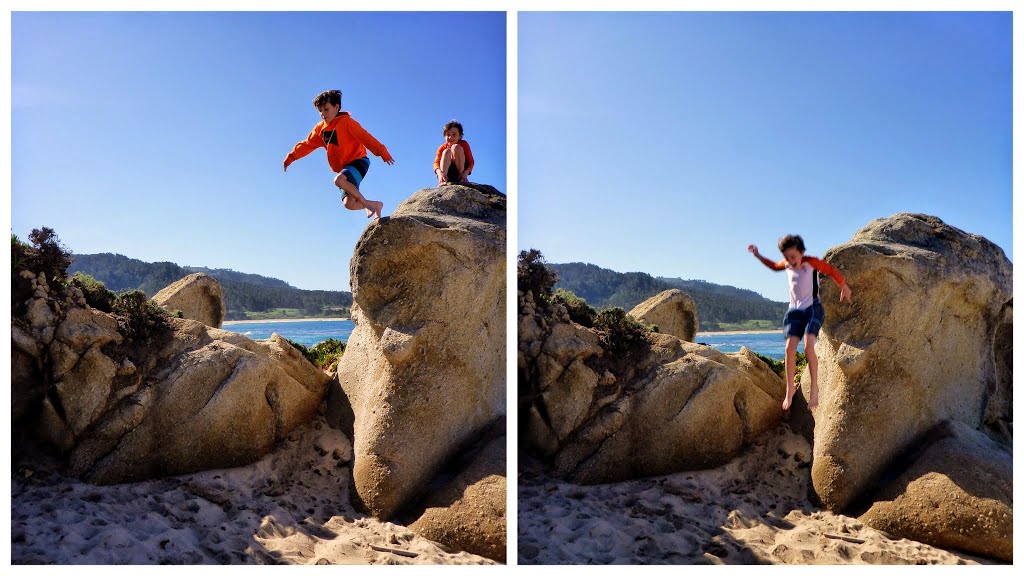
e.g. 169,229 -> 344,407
220,319 -> 355,348
221,320 -> 798,360
696,331 -> 802,360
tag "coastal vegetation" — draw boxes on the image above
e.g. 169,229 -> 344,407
754,350 -> 807,382
12,228 -> 178,347
520,250 -> 654,357
286,338 -> 346,371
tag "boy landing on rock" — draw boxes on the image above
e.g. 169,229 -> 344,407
749,235 -> 852,411
283,89 -> 393,219
433,120 -> 474,186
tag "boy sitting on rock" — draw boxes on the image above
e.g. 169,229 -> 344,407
433,120 -> 474,186
748,235 -> 852,411
283,89 -> 394,219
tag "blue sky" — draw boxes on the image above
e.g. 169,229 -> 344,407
11,11 -> 506,291
519,12 -> 1012,303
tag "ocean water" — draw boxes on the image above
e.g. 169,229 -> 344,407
696,331 -> 802,360
220,319 -> 355,348
220,319 -> 799,360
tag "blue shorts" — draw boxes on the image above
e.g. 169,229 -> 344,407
783,301 -> 825,338
339,157 -> 370,193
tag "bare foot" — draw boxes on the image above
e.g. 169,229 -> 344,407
782,384 -> 796,411
367,200 -> 383,219
808,387 -> 819,410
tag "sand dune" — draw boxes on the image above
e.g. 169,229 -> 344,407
12,414 -> 494,565
518,424 -> 995,565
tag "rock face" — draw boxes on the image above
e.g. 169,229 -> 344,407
859,421 -> 1012,562
330,184 -> 506,519
628,289 -> 698,342
520,290 -> 785,484
152,272 -> 226,328
12,277 -> 330,484
805,214 -> 1012,513
408,421 -> 506,563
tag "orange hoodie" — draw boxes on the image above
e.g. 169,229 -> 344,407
284,112 -> 392,172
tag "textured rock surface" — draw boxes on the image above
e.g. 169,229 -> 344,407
330,184 -> 506,519
804,214 -> 1012,512
859,421 -> 1012,562
14,285 -> 331,484
152,272 -> 226,328
409,423 -> 506,563
520,290 -> 785,484
628,289 -> 698,342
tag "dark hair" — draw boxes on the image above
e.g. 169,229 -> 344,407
778,234 -> 806,254
443,120 -> 464,137
313,90 -> 342,108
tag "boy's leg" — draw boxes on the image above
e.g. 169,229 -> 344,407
805,333 -> 819,409
439,147 -> 453,185
452,145 -> 466,181
783,336 -> 800,410
334,162 -> 383,219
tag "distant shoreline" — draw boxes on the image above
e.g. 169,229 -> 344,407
696,329 -> 783,336
222,317 -> 350,325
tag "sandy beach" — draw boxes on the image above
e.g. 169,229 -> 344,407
518,423 -> 994,565
696,329 -> 783,336
222,317 -> 350,326
12,414 -> 493,565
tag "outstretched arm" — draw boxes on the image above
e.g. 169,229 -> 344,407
283,127 -> 322,171
748,245 -> 786,271
805,256 -> 853,302
347,118 -> 394,164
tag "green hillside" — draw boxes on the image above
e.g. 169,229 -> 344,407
69,253 -> 351,321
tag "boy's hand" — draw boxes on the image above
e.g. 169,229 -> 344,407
747,244 -> 760,257
839,283 -> 853,303
283,160 -> 289,172
383,153 -> 395,165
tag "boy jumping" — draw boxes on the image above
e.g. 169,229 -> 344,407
748,235 -> 852,411
433,120 -> 474,186
283,89 -> 394,219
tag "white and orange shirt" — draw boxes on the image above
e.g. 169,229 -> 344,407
755,254 -> 846,310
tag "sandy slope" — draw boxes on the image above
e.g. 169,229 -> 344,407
517,424 -> 996,565
12,414 -> 494,565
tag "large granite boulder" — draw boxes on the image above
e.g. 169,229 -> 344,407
152,272 -> 226,328
408,421 -> 506,563
859,421 -> 1012,562
21,294 -> 330,483
628,289 -> 698,342
804,214 -> 1012,512
330,184 -> 506,519
520,291 -> 785,484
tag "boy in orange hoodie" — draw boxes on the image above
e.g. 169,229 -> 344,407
433,120 -> 474,186
283,90 -> 394,219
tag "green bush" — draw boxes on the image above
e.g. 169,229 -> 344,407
112,290 -> 171,343
517,249 -> 557,302
285,338 -> 345,370
754,351 -> 807,382
22,227 -> 74,285
70,272 -> 116,312
11,234 -> 29,273
554,288 -> 596,327
594,307 -> 651,357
